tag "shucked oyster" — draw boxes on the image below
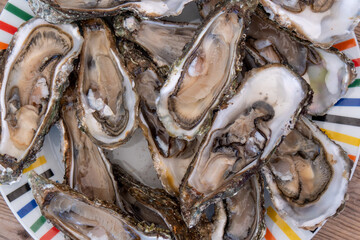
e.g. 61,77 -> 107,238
0,18 -> 83,184
29,171 -> 172,239
196,0 -> 222,18
262,116 -> 353,230
113,14 -> 198,71
224,174 -> 266,240
61,87 -> 121,207
245,10 -> 356,115
77,19 -> 138,149
29,0 -> 194,23
119,40 -> 201,195
157,4 -> 245,140
260,0 -> 360,48
180,64 -> 311,227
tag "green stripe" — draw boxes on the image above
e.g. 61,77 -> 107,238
30,216 -> 46,233
349,79 -> 360,88
5,3 -> 33,21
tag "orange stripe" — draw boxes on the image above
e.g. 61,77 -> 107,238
348,154 -> 356,162
265,228 -> 276,240
0,42 -> 8,49
333,39 -> 357,51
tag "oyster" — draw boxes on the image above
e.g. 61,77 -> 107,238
224,174 -> 266,240
260,0 -> 360,48
119,40 -> 201,195
180,64 -> 311,227
157,4 -> 245,140
114,14 -> 198,70
0,18 -> 83,184
29,171 -> 172,239
61,87 -> 121,206
262,116 -> 353,230
245,11 -> 356,115
77,19 -> 138,149
196,0 -> 222,18
29,0 -> 194,23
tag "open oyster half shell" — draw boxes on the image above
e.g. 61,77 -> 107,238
0,18 -> 83,184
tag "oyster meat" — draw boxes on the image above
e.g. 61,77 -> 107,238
180,64 -> 311,227
77,19 -> 138,149
224,174 -> 266,240
262,116 -> 353,230
29,0 -> 194,23
157,5 -> 245,140
0,18 -> 83,184
245,11 -> 356,115
29,171 -> 172,239
260,0 -> 360,48
119,40 -> 201,195
114,14 -> 198,70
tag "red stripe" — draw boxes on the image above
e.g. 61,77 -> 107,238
265,228 -> 276,240
0,42 -> 8,49
348,154 -> 356,162
0,20 -> 17,34
40,227 -> 60,240
333,39 -> 357,51
352,58 -> 360,67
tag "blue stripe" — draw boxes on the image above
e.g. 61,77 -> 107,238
334,98 -> 360,107
17,199 -> 38,218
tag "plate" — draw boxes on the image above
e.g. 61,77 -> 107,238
0,1 -> 360,239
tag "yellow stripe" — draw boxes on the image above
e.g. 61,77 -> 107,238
321,128 -> 360,147
23,156 -> 47,173
267,206 -> 301,240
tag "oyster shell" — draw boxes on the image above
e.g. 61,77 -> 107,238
61,86 -> 121,207
157,4 -> 245,140
245,10 -> 356,115
263,116 -> 353,230
180,64 -> 311,227
260,0 -> 360,48
77,19 -> 138,149
224,174 -> 266,240
0,18 -> 83,184
196,0 -> 222,18
113,14 -> 198,71
29,171 -> 172,239
29,0 -> 194,23
119,40 -> 201,195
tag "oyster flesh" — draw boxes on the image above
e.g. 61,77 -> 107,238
180,64 -> 311,227
0,18 -> 83,184
263,116 -> 353,230
29,171 -> 172,239
157,4 -> 245,140
224,174 -> 266,240
114,14 -> 198,70
29,0 -> 194,23
77,19 -> 138,149
61,87 -> 121,206
260,0 -> 360,48
245,10 -> 356,115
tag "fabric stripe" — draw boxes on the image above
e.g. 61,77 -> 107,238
30,216 -> 46,233
267,206 -> 301,240
6,169 -> 54,202
349,79 -> 360,88
4,3 -> 33,21
265,228 -> 276,240
333,39 -> 357,51
312,114 -> 360,127
0,20 -> 17,34
353,58 -> 360,67
17,199 -> 37,218
334,98 -> 360,107
321,128 -> 360,147
40,227 -> 60,240
23,156 -> 47,173
0,42 -> 8,49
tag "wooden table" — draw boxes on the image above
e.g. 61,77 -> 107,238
0,1 -> 359,239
